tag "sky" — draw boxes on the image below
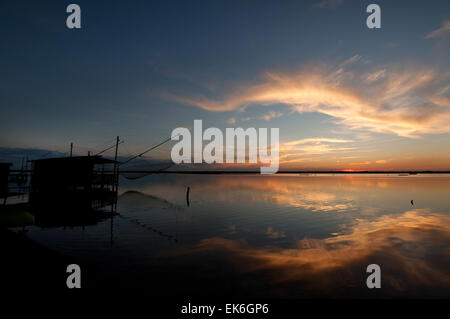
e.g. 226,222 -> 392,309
0,0 -> 449,170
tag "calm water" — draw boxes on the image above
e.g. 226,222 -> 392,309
21,174 -> 450,298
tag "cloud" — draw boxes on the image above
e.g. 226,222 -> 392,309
350,160 -> 371,166
313,0 -> 344,9
279,137 -> 354,163
339,54 -> 361,67
227,117 -> 236,124
425,20 -> 450,39
0,147 -> 67,168
162,59 -> 450,138
261,111 -> 283,121
265,227 -> 286,239
361,69 -> 386,83
283,137 -> 353,146
227,111 -> 283,124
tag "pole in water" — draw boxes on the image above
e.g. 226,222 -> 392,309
113,136 -> 120,212
70,142 -> 73,157
186,186 -> 190,207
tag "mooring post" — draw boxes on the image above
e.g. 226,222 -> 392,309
186,186 -> 190,207
113,136 -> 120,212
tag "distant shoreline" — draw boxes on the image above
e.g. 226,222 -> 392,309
10,169 -> 450,175
118,170 -> 450,175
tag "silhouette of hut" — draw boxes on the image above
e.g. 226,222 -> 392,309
29,156 -> 118,212
0,163 -> 12,204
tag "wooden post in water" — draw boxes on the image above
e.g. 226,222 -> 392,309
109,136 -> 120,245
186,186 -> 190,207
113,136 -> 120,211
70,143 -> 73,157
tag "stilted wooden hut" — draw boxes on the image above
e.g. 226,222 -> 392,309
0,163 -> 12,204
29,156 -> 118,213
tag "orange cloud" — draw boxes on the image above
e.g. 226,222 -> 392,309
226,117 -> 236,124
162,61 -> 450,138
361,69 -> 386,83
283,137 -> 354,146
425,20 -> 450,39
279,137 -> 355,163
261,111 -> 283,121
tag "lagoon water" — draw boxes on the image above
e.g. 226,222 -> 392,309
22,174 -> 450,297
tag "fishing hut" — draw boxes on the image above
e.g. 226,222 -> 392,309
0,163 -> 12,204
29,156 -> 119,214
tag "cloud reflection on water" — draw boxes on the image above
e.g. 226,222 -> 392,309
164,208 -> 450,297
